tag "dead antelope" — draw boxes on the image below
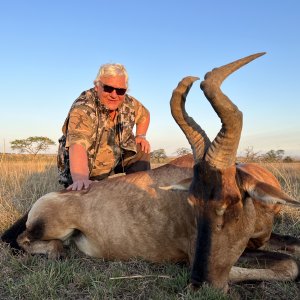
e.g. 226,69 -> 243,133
2,53 -> 300,292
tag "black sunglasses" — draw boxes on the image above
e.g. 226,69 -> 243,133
100,83 -> 127,96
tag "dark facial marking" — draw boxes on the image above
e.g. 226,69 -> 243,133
1,211 -> 29,251
191,216 -> 212,286
190,162 -> 224,202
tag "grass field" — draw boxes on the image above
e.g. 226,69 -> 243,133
0,155 -> 300,299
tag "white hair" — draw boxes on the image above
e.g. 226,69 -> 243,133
94,63 -> 128,87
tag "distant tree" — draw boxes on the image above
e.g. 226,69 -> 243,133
10,136 -> 55,156
283,156 -> 294,163
151,149 -> 167,163
242,146 -> 261,162
262,149 -> 285,162
175,147 -> 192,157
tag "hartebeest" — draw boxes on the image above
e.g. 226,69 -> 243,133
2,53 -> 300,292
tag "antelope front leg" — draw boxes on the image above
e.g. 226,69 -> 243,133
230,249 -> 299,283
261,232 -> 300,258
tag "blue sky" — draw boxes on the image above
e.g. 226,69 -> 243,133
1,0 -> 299,156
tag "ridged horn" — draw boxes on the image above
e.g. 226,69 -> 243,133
170,76 -> 211,160
200,52 -> 266,169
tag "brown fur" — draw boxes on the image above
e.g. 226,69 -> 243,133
188,160 -> 299,290
17,156 -> 196,262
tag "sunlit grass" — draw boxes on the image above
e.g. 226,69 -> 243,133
0,155 -> 61,230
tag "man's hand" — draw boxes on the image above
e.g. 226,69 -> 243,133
67,178 -> 93,191
136,136 -> 150,153
68,144 -> 91,191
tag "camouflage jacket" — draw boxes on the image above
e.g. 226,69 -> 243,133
62,88 -> 149,179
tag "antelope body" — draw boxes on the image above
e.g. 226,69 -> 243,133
19,156 -> 196,262
2,53 -> 300,292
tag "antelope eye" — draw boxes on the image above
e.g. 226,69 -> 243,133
215,207 -> 226,216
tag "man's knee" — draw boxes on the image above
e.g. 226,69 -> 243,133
120,144 -> 150,174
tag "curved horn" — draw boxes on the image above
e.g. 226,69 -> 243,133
170,76 -> 211,161
200,52 -> 266,169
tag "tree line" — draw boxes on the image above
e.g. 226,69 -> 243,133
241,146 -> 294,163
8,137 -> 296,163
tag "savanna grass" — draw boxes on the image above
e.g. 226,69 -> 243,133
263,162 -> 300,236
0,154 -> 61,230
0,155 -> 299,299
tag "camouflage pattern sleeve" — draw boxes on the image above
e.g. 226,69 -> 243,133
66,106 -> 95,150
133,98 -> 150,125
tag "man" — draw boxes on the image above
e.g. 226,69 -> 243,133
58,63 -> 151,191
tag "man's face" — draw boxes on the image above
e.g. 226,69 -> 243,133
95,75 -> 127,111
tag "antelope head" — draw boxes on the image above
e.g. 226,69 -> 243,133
170,53 -> 300,291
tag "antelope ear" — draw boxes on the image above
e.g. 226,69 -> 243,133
159,177 -> 192,191
238,170 -> 300,207
247,182 -> 300,207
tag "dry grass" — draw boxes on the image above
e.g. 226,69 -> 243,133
0,155 -> 300,299
260,162 -> 300,235
0,155 -> 61,230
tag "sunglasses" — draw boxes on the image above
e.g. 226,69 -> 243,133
100,82 -> 127,96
